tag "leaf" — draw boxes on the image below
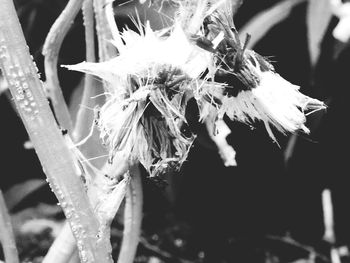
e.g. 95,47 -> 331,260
239,0 -> 306,49
307,0 -> 333,67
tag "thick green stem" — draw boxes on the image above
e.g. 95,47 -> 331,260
117,164 -> 143,263
42,0 -> 84,133
0,1 -> 111,262
0,190 -> 19,263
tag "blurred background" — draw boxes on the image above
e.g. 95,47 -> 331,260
1,0 -> 350,262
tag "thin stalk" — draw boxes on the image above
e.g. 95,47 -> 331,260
73,0 -> 97,142
93,0 -> 118,62
0,190 -> 19,263
42,0 -> 84,133
72,0 -> 107,169
0,1 -> 111,262
117,164 -> 143,263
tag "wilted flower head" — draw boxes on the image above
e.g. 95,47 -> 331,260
175,0 -> 326,140
65,22 -> 215,176
66,0 -> 325,175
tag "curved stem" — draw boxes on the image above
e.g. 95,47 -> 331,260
42,0 -> 84,132
72,0 -> 108,169
117,164 -> 143,263
93,0 -> 118,62
0,190 -> 19,263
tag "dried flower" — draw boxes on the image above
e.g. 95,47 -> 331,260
65,22 -> 213,176
177,0 -> 326,141
66,0 -> 326,176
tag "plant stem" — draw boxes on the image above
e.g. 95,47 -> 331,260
42,0 -> 85,133
43,156 -> 130,263
117,164 -> 143,263
0,1 -> 111,262
0,190 -> 19,263
73,0 -> 97,142
93,0 -> 118,62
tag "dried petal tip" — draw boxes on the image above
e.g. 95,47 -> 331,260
219,70 -> 326,141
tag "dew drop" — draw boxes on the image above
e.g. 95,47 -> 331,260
15,94 -> 24,101
24,107 -> 32,113
0,54 -> 8,61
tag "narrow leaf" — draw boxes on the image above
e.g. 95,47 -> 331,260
307,0 -> 333,66
239,0 -> 306,49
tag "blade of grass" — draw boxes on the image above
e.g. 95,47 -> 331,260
307,0 -> 333,67
239,0 -> 306,49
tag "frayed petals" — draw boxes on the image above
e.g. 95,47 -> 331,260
65,23 -> 211,176
220,71 -> 326,141
65,0 -> 327,174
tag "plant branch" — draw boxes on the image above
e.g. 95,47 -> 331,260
239,0 -> 306,49
42,0 -> 85,133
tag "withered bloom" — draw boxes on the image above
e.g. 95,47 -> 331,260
65,22 -> 215,176
178,0 -> 326,141
66,0 -> 325,176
